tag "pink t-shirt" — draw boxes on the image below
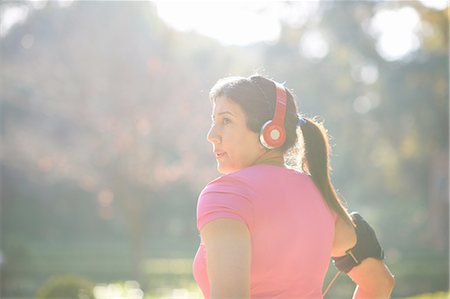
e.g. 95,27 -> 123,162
193,164 -> 337,299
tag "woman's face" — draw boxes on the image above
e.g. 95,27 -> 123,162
207,95 -> 265,174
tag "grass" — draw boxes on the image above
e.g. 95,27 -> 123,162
5,241 -> 447,299
402,291 -> 450,299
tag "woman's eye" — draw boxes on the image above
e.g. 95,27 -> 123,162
222,118 -> 231,125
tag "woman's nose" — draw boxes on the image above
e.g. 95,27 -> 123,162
207,125 -> 221,144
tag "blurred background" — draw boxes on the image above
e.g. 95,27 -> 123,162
0,0 -> 448,298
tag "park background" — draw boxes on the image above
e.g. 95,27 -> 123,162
0,0 -> 448,298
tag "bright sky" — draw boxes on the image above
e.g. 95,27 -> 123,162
153,1 -> 285,46
1,0 -> 448,61
152,1 -> 326,46
153,0 -> 448,60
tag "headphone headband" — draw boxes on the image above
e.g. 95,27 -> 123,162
272,82 -> 287,129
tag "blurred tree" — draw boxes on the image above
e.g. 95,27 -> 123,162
1,0 -> 209,287
1,0 -> 260,290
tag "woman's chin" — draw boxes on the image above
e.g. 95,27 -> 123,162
217,166 -> 229,175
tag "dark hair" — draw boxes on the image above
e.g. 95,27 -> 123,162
300,117 -> 353,224
209,75 -> 353,224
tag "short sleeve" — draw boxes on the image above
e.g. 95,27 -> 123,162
196,175 -> 254,232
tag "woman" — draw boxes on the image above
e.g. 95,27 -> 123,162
193,75 -> 395,298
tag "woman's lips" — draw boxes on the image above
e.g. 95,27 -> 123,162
215,151 -> 226,159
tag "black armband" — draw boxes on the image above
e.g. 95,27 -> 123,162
332,212 -> 384,273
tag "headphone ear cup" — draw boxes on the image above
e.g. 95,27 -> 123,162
260,120 -> 286,149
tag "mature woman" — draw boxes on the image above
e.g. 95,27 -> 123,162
193,75 -> 395,298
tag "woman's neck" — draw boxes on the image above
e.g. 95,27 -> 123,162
253,149 -> 285,168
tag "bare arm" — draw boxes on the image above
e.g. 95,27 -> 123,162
200,218 -> 251,299
348,258 -> 395,299
333,217 -> 395,298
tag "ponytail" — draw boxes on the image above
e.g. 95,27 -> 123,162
300,117 -> 354,225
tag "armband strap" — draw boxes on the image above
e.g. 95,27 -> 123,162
332,212 -> 384,273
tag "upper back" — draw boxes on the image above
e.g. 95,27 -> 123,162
226,164 -> 337,297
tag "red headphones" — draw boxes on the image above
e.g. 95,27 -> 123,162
259,82 -> 287,149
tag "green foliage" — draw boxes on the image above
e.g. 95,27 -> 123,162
404,291 -> 450,299
36,275 -> 94,299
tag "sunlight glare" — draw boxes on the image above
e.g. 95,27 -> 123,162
153,1 -> 281,45
370,6 -> 421,61
418,0 -> 449,10
0,6 -> 29,37
351,62 -> 379,84
298,30 -> 329,61
94,281 -> 144,299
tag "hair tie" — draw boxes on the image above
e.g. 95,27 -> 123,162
297,115 -> 307,127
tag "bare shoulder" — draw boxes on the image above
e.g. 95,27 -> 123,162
332,216 -> 357,257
